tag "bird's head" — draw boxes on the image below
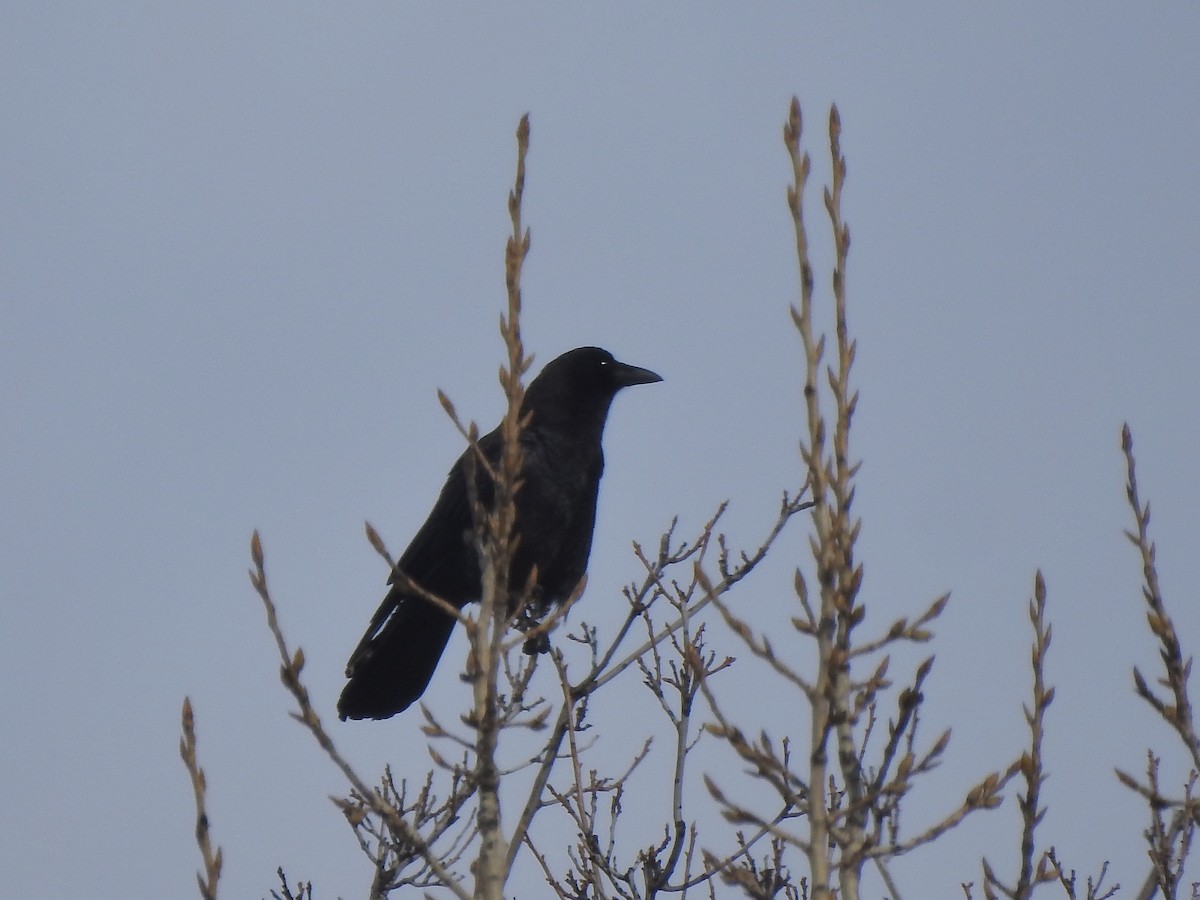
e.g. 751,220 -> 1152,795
521,347 -> 662,428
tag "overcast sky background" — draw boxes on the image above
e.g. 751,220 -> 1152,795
3,4 -> 1199,897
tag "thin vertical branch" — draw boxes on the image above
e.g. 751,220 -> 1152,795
822,105 -> 869,900
783,95 -> 834,900
472,113 -> 533,900
1015,571 -> 1054,899
179,698 -> 223,900
980,572 -> 1056,900
1118,424 -> 1200,899
1121,424 -> 1200,772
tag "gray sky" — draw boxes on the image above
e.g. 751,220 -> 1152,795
3,4 -> 1199,897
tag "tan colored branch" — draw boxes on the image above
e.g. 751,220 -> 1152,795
179,698 -> 222,900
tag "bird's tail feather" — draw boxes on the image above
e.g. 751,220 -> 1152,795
337,587 -> 458,720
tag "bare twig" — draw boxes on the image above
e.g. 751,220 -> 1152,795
982,572 -> 1057,900
467,112 -> 534,900
1118,424 -> 1200,898
1122,424 -> 1200,772
179,698 -> 223,900
248,532 -> 472,899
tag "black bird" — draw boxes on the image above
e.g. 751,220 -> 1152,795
337,346 -> 661,720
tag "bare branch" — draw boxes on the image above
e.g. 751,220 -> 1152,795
248,532 -> 471,899
179,698 -> 222,900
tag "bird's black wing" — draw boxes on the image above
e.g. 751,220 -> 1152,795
510,435 -> 605,610
337,430 -> 502,720
391,427 -> 502,594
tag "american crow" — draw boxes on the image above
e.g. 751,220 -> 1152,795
337,346 -> 661,720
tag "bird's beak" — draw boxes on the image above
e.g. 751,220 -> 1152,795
611,359 -> 663,388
